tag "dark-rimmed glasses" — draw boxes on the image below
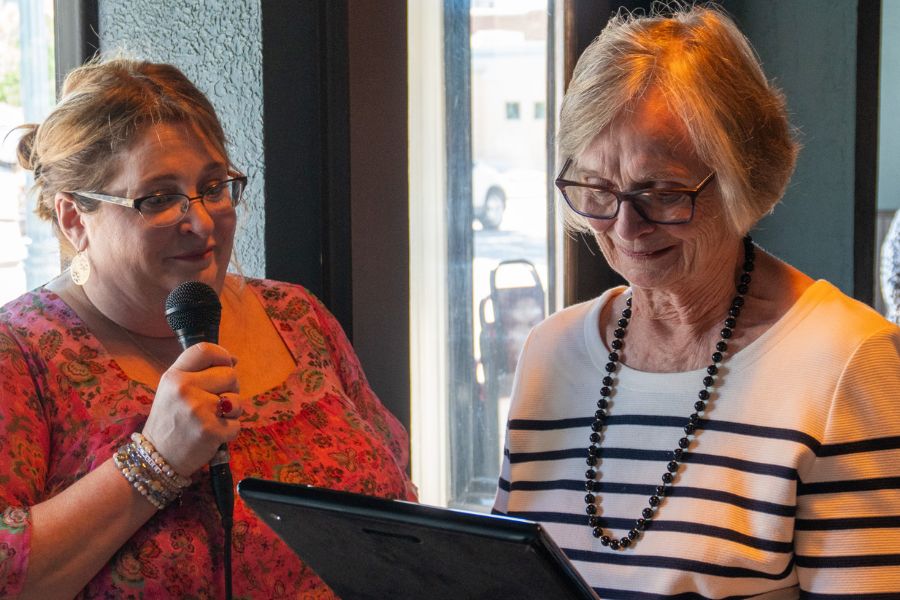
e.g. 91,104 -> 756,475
554,158 -> 715,225
70,173 -> 247,228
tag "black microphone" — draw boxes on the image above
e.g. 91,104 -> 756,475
165,281 -> 234,598
165,281 -> 222,350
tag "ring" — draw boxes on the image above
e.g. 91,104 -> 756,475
216,396 -> 234,418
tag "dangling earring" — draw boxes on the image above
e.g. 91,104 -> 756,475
70,250 -> 91,286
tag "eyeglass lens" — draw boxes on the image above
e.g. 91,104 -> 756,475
562,186 -> 693,223
139,179 -> 243,227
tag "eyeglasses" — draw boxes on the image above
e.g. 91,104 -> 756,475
70,174 -> 247,228
554,158 -> 715,225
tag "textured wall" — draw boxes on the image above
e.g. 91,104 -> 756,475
98,0 -> 266,277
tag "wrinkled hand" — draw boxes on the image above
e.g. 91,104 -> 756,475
142,342 -> 243,477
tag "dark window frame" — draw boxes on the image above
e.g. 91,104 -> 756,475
445,0 -> 559,509
444,0 -> 478,507
855,2 -> 880,306
53,0 -> 98,97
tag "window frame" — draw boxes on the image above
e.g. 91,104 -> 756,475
53,0 -> 98,96
410,0 -> 562,509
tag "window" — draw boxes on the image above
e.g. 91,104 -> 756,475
409,0 -> 562,510
0,0 -> 57,305
534,101 -> 545,119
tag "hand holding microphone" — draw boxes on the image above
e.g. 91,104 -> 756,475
163,282 -> 237,534
140,281 -> 242,477
141,342 -> 241,475
164,281 -> 239,474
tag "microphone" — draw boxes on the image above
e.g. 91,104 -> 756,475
165,281 -> 234,597
164,281 -> 230,472
165,281 -> 222,350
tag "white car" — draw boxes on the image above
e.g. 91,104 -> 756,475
472,161 -> 506,230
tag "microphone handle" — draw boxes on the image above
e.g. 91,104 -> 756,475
172,325 -> 229,467
210,445 -> 233,531
210,444 -> 230,467
171,324 -> 233,523
210,461 -> 234,525
174,327 -> 221,352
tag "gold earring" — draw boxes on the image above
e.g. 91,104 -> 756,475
70,250 -> 91,286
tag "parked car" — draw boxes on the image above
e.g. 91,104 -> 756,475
472,161 -> 506,230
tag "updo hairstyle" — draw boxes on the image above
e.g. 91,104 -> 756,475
16,57 -> 230,248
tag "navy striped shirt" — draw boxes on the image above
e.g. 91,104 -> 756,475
493,282 -> 900,599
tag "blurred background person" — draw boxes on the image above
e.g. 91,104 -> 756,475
881,209 -> 900,324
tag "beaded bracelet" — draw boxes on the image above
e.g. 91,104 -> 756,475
113,446 -> 172,509
130,433 -> 192,488
116,447 -> 180,509
125,445 -> 184,500
129,445 -> 184,497
113,433 -> 191,510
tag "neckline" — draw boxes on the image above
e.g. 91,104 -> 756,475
583,279 -> 834,384
36,277 -> 302,400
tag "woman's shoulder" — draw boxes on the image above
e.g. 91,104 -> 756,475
753,279 -> 900,372
240,277 -> 323,313
521,286 -> 624,360
0,289 -> 78,376
533,286 -> 623,334
759,253 -> 892,339
801,280 -> 897,338
0,287 -> 71,330
242,276 -> 314,299
238,276 -> 342,337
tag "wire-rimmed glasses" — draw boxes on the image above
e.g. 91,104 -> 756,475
70,173 -> 247,228
554,158 -> 715,225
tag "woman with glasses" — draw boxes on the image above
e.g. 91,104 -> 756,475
0,58 -> 415,598
494,5 -> 900,598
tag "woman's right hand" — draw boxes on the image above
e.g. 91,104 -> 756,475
141,342 -> 243,477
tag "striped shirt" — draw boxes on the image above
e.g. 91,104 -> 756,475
493,280 -> 900,599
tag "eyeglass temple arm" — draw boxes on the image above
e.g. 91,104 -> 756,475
70,191 -> 135,208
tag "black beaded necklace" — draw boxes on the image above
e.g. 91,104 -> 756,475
584,235 -> 755,550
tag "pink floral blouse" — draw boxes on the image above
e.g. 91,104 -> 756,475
0,278 -> 416,598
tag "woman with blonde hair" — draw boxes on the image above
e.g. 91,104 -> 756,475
494,5 -> 900,597
0,57 -> 415,598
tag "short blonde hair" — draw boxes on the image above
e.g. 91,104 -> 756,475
16,57 -> 231,247
558,4 -> 799,234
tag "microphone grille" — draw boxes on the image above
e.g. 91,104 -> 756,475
164,281 -> 222,332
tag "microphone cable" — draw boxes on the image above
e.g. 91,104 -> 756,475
210,447 -> 234,600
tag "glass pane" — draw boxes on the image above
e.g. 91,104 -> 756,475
449,0 -> 556,511
0,0 -> 57,305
